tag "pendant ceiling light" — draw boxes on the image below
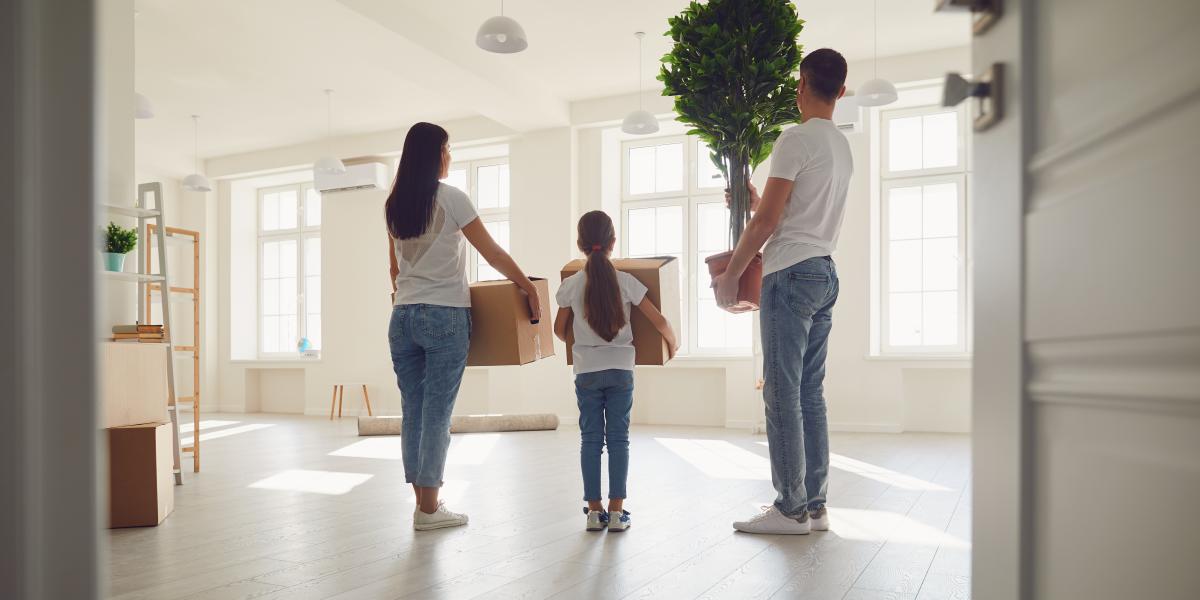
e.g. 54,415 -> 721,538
135,92 -> 155,119
856,0 -> 898,107
182,115 -> 212,193
314,89 -> 346,175
476,0 -> 528,54
621,31 -> 659,135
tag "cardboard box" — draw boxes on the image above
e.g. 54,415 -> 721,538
467,277 -> 555,366
559,257 -> 681,366
101,342 -> 170,428
108,422 -> 175,528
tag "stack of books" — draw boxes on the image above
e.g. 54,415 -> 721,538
112,324 -> 165,343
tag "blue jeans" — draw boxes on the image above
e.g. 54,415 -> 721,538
388,304 -> 471,488
760,256 -> 839,517
575,369 -> 634,501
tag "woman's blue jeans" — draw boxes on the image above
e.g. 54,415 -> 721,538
388,304 -> 471,488
575,369 -> 634,501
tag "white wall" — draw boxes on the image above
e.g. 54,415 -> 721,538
202,47 -> 973,433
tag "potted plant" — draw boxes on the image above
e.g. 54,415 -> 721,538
659,0 -> 804,311
102,222 -> 138,272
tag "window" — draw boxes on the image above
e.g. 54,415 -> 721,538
622,136 -> 752,356
444,158 -> 510,281
258,183 -> 321,355
879,104 -> 969,354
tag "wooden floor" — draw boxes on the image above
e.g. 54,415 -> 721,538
106,412 -> 971,600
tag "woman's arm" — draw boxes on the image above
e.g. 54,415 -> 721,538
635,297 -> 679,359
387,232 -> 399,303
461,218 -> 542,322
553,307 -> 572,343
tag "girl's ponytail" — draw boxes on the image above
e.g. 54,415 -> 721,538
577,211 -> 625,342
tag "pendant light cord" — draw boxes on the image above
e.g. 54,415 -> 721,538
873,0 -> 878,78
192,115 -> 200,173
636,32 -> 645,111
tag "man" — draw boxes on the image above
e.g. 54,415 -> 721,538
714,48 -> 852,535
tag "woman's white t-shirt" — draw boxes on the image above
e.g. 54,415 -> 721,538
392,183 -> 478,307
555,269 -> 648,375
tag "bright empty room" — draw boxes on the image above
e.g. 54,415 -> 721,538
3,1 -> 1198,600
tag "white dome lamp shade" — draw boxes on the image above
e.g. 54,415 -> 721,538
622,32 -> 659,135
182,115 -> 212,193
857,0 -> 897,108
476,0 -> 528,54
135,92 -> 155,119
314,89 -> 346,175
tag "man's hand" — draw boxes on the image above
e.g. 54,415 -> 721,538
725,182 -> 761,213
712,271 -> 741,311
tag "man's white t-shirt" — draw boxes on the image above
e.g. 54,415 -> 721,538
763,117 -> 854,276
555,269 -> 648,375
392,182 -> 479,307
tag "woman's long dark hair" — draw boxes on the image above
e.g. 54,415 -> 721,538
386,122 -> 449,240
577,210 -> 625,342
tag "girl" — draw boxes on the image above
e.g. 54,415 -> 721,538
553,210 -> 678,532
387,122 -> 540,531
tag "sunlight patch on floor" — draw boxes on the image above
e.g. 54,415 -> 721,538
656,438 -> 770,480
830,453 -> 951,492
447,433 -> 500,465
181,423 -> 274,446
329,437 -> 404,460
830,507 -> 970,549
249,469 -> 373,495
178,419 -> 241,434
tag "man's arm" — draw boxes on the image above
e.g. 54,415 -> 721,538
713,177 -> 794,309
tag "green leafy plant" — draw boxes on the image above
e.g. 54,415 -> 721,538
659,0 -> 804,247
103,222 -> 138,254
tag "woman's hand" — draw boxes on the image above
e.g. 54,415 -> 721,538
521,282 -> 542,323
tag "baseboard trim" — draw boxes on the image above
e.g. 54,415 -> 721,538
829,422 -> 904,433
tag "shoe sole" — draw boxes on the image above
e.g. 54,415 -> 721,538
732,525 -> 810,535
586,526 -> 606,531
608,526 -> 630,532
413,519 -> 468,531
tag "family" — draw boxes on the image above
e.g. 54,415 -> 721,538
386,49 -> 851,536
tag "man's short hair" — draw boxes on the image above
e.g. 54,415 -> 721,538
799,48 -> 848,102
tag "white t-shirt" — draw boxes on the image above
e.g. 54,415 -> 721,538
763,118 -> 854,276
392,183 -> 479,307
555,269 -> 648,375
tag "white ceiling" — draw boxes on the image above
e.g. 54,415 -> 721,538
135,0 -> 968,177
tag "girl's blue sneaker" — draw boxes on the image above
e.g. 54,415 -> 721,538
608,509 -> 631,532
585,507 -> 609,531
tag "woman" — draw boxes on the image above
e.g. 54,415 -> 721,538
386,122 -> 540,531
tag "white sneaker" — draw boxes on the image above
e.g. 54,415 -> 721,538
413,501 -> 468,531
608,510 -> 631,532
808,506 -> 830,531
732,505 -> 810,535
585,507 -> 608,531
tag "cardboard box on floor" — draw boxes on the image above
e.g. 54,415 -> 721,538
108,422 -> 175,528
101,342 -> 170,428
467,277 -> 555,366
559,257 -> 680,366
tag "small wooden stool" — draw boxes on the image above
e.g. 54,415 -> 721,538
330,383 -> 373,420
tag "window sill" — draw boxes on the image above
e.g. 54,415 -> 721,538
864,354 -> 971,367
231,357 -> 322,367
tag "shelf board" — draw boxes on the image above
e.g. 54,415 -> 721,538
103,270 -> 165,283
104,204 -> 160,218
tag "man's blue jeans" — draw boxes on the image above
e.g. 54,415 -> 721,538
760,256 -> 839,517
575,369 -> 634,501
388,304 -> 471,488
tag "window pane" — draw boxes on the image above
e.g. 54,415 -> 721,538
278,240 -> 297,277
280,315 -> 297,352
655,144 -> 683,193
655,206 -> 683,255
262,241 -> 279,278
887,186 -> 922,240
696,254 -> 715,299
697,302 -> 727,349
726,311 -> 753,348
627,208 -> 655,256
306,314 -> 322,350
922,112 -> 958,169
889,292 -> 922,346
922,291 -> 958,346
697,202 -> 729,253
696,142 -> 724,189
485,220 -> 510,250
262,279 -> 279,316
477,164 -> 503,209
922,237 -> 959,291
305,188 -> 321,227
262,193 -> 279,231
279,277 -> 297,316
922,183 -> 958,238
262,316 -> 279,353
306,275 -> 321,314
628,147 -> 655,195
278,190 -> 298,229
498,163 -> 510,207
888,116 -> 922,172
445,168 -> 467,193
305,237 -> 321,276
888,240 -> 922,292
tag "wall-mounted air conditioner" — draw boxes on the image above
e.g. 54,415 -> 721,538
314,161 -> 389,194
833,94 -> 861,132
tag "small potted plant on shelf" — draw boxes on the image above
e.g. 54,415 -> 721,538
102,221 -> 138,272
659,0 -> 804,311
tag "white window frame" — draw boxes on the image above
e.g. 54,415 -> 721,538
445,157 -> 510,282
877,102 -> 971,356
257,182 -> 320,357
621,135 -> 748,357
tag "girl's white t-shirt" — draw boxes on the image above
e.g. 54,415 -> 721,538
392,183 -> 479,307
556,269 -> 648,375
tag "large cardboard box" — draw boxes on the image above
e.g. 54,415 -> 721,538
467,277 -> 555,366
559,257 -> 681,366
101,342 -> 169,428
108,422 -> 175,528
